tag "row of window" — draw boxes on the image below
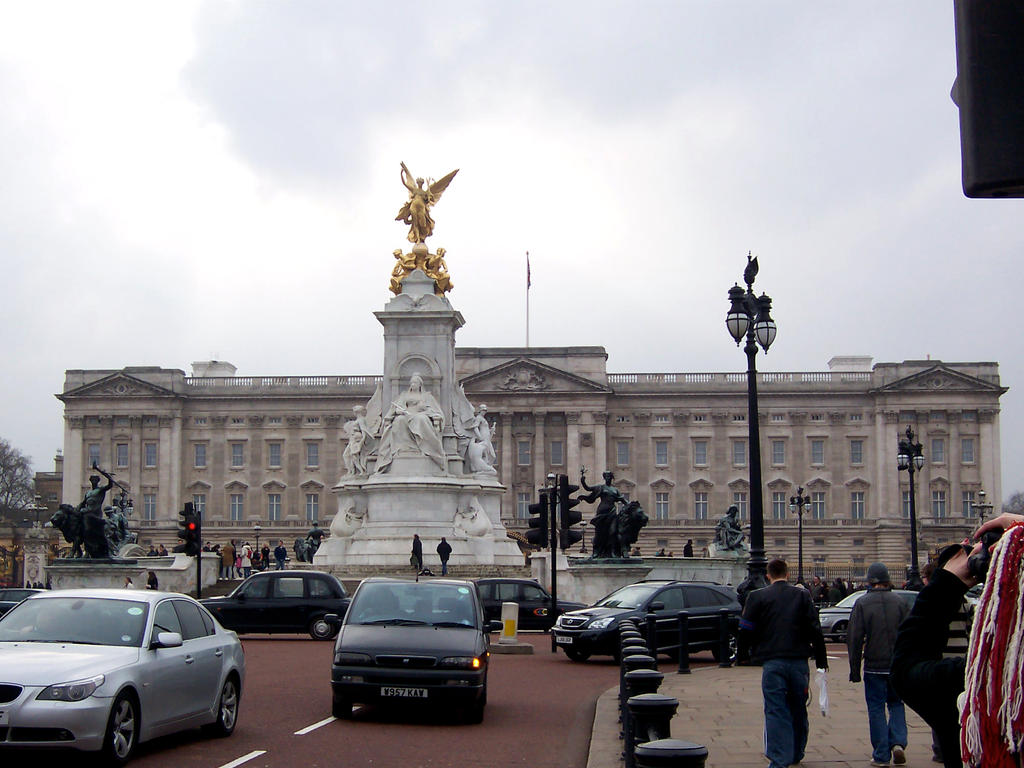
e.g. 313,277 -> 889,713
139,492 -> 321,523
514,437 -> 977,468
514,488 -> 985,521
88,441 -> 325,471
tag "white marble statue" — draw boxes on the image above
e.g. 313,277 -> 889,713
454,497 -> 491,538
464,404 -> 497,474
342,405 -> 373,476
331,503 -> 366,538
375,373 -> 446,473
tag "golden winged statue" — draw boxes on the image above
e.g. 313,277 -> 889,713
395,162 -> 459,244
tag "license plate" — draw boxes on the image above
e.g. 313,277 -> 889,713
380,686 -> 428,698
554,635 -> 573,645
0,709 -> 7,725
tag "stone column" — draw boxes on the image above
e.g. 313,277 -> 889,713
62,416 -> 85,507
566,411 -> 581,478
592,412 -> 608,473
533,412 -> 547,492
500,412 -> 514,516
980,409 -> 1000,502
24,524 -> 51,587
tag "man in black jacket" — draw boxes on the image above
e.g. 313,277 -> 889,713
436,537 -> 452,576
740,558 -> 829,768
848,562 -> 910,766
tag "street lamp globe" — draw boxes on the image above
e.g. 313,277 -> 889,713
726,285 -> 750,343
753,294 -> 777,350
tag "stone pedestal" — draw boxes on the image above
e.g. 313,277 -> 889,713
314,266 -> 520,571
45,552 -> 219,593
22,524 -> 51,587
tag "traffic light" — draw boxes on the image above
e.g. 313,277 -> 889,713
179,502 -> 202,557
177,504 -> 190,544
953,0 -> 1024,197
525,490 -> 549,548
558,474 -> 583,551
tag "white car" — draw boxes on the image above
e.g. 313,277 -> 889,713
0,589 -> 245,764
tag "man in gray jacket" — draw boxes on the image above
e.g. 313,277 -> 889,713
848,562 -> 911,767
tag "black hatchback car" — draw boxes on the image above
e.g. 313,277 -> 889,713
329,578 -> 501,723
474,578 -> 586,631
552,580 -> 741,662
201,570 -> 350,640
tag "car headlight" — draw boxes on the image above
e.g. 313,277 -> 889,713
588,617 -> 616,630
36,674 -> 105,702
334,652 -> 372,665
439,655 -> 484,670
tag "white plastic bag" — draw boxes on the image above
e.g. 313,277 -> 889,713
814,668 -> 829,717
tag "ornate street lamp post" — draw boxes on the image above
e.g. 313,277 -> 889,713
726,253 -> 776,593
972,489 -> 994,525
897,425 -> 926,589
789,487 -> 811,584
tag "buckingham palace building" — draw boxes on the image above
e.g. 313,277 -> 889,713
57,351 -> 1006,573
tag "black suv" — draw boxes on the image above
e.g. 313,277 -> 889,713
551,580 -> 740,662
201,570 -> 350,640
474,578 -> 586,631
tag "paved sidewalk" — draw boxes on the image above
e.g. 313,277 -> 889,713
588,660 -> 940,768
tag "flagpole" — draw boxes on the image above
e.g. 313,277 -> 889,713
526,251 -> 530,347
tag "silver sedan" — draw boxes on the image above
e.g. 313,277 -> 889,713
0,588 -> 245,764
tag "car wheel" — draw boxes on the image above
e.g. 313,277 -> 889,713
101,692 -> 139,765
564,647 -> 591,662
205,675 -> 240,737
833,621 -> 848,643
332,692 -> 353,719
465,687 -> 486,724
309,615 -> 337,641
711,633 -> 738,664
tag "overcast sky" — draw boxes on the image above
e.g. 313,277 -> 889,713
1,2 -> 1020,502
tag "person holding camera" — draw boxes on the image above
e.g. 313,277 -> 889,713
892,512 -> 1023,768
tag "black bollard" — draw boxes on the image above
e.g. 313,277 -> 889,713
717,608 -> 733,668
676,611 -> 691,675
620,653 -> 657,729
622,668 -> 665,757
634,738 -> 708,768
645,612 -> 659,656
627,693 -> 679,768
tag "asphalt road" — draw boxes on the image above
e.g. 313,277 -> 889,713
14,633 -> 673,768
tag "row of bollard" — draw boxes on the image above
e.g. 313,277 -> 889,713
617,619 -> 709,768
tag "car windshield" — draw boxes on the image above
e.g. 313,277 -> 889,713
0,597 -> 149,647
348,582 -> 478,628
834,592 -> 865,609
594,585 -> 658,609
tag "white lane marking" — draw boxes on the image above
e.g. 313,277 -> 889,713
294,716 -> 336,735
217,749 -> 267,768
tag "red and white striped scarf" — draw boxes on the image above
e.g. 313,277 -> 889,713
961,522 -> 1024,767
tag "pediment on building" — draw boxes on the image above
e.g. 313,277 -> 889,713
845,476 -> 871,489
60,372 -> 177,400
766,478 -> 793,490
873,365 -> 1007,395
225,480 -> 248,491
300,480 -> 325,491
262,480 -> 287,491
727,477 -> 750,490
806,477 -> 831,489
689,478 -> 713,490
460,358 -> 611,395
650,478 -> 675,490
187,480 -> 213,491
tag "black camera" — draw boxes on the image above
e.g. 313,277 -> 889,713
967,529 -> 1004,583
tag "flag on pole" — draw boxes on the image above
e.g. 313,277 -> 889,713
526,251 -> 531,289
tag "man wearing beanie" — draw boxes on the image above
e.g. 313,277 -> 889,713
849,562 -> 911,766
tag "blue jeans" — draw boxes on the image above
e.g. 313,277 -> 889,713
761,658 -> 810,768
864,672 -> 907,763
441,561 -> 448,575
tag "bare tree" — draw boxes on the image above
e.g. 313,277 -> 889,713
1004,491 -> 1024,516
0,438 -> 33,521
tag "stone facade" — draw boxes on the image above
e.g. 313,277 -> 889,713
57,352 -> 1006,574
